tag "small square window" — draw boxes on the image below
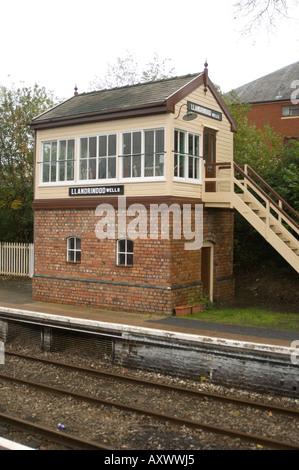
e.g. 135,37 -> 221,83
117,239 -> 133,266
67,237 -> 81,263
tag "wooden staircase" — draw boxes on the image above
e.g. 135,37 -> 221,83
202,162 -> 299,273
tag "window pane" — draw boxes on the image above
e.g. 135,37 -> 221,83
80,159 -> 87,180
51,142 -> 57,162
122,156 -> 131,178
99,135 -> 107,157
188,134 -> 194,155
108,134 -> 116,156
108,157 -> 116,178
174,154 -> 178,177
89,158 -> 96,179
118,239 -> 126,252
133,155 -> 141,177
195,135 -> 200,156
76,238 -> 81,250
67,161 -> 74,180
127,240 -> 133,253
126,254 -> 133,266
145,154 -> 154,176
179,155 -> 185,178
118,253 -> 125,265
195,157 -> 199,179
156,154 -> 164,176
68,238 -> 75,250
98,157 -> 107,179
68,250 -> 75,262
59,140 -> 66,160
156,130 -> 164,153
80,138 -> 88,159
75,251 -> 81,262
43,163 -> 50,182
179,132 -> 185,153
133,132 -> 141,154
67,140 -> 75,160
188,156 -> 194,178
59,161 -> 65,181
123,133 -> 131,155
145,130 -> 154,155
50,161 -> 56,182
89,137 -> 97,158
174,130 -> 179,152
43,143 -> 51,162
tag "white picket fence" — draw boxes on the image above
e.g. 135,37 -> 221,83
0,243 -> 34,278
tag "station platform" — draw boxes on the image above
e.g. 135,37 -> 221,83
0,277 -> 298,352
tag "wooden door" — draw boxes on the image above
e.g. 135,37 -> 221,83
203,128 -> 216,192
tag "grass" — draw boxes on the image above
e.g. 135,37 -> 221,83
184,306 -> 299,332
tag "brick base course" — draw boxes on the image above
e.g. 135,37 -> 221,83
33,203 -> 234,315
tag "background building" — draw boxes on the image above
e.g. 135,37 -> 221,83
233,61 -> 299,143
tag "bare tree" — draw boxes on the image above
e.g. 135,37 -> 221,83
234,0 -> 294,33
89,51 -> 176,90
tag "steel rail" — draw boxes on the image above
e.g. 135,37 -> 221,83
1,372 -> 298,451
0,411 -> 113,450
6,351 -> 299,418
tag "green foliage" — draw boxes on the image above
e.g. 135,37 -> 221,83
0,84 -> 56,242
224,91 -> 299,271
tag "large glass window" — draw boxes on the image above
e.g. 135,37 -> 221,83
79,134 -> 117,181
121,129 -> 164,179
174,130 -> 201,181
42,139 -> 75,183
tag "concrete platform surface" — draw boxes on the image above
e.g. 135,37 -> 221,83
0,277 -> 298,350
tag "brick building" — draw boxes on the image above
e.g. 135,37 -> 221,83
30,66 -> 239,315
233,61 -> 299,143
30,65 -> 298,315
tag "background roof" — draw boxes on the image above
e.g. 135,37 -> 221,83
232,61 -> 299,103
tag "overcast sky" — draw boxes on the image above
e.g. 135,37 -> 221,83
1,0 -> 298,99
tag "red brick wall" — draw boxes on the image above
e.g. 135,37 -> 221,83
33,204 -> 234,315
247,101 -> 299,140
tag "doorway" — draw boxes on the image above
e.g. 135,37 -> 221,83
201,242 -> 214,301
203,128 -> 217,192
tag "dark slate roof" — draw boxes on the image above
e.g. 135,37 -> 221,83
32,73 -> 201,123
232,61 -> 299,103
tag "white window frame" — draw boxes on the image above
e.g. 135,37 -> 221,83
281,105 -> 299,117
78,133 -> 117,183
173,129 -> 202,184
67,237 -> 81,263
40,138 -> 75,186
117,239 -> 134,266
119,128 -> 166,182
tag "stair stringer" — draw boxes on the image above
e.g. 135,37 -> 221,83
231,192 -> 299,273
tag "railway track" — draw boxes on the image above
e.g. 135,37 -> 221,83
1,351 -> 299,450
0,412 -> 113,450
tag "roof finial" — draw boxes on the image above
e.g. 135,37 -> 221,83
74,84 -> 78,96
204,60 -> 208,94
